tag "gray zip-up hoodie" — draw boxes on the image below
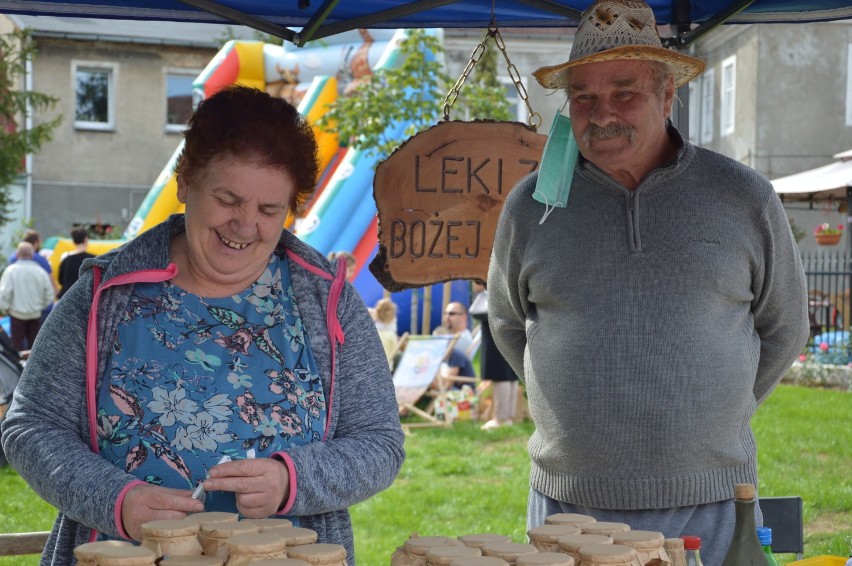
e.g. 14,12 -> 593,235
2,215 -> 405,565
488,134 -> 809,510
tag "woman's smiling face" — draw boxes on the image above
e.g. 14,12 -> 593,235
176,153 -> 294,295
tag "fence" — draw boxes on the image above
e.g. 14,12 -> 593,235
801,250 -> 852,363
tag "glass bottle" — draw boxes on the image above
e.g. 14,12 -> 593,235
681,536 -> 704,566
721,484 -> 769,566
757,527 -> 779,566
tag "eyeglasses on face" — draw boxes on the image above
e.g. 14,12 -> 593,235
445,312 -> 464,316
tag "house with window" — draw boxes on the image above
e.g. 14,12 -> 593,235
685,21 -> 852,251
0,15 -> 256,250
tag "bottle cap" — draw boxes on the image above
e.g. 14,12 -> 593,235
681,536 -> 701,551
734,483 -> 756,500
756,526 -> 773,546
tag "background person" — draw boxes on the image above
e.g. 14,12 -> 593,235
0,242 -> 54,352
2,85 -> 404,565
371,297 -> 399,369
433,301 -> 473,355
57,226 -> 96,299
487,1 -> 809,563
7,228 -> 57,321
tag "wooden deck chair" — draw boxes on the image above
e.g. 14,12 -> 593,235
392,334 -> 458,430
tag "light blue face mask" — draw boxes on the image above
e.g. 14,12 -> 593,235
533,107 -> 579,225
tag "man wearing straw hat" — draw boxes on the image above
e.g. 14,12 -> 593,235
487,0 -> 809,562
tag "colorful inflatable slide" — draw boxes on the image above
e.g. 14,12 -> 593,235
47,28 -> 465,332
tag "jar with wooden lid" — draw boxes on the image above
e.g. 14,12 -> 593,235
140,518 -> 203,559
528,525 -> 582,552
544,514 -> 596,528
160,556 -> 224,566
516,552 -> 575,566
392,535 -> 466,566
579,523 -> 630,537
662,539 -> 685,566
610,531 -> 670,565
480,542 -> 539,565
448,557 -> 509,566
240,518 -> 294,533
576,544 -> 643,566
251,560 -> 312,566
425,544 -> 482,566
457,534 -> 512,550
557,534 -> 613,563
186,512 -> 239,529
225,532 -> 288,566
93,545 -> 158,566
274,526 -> 319,548
73,541 -> 133,566
286,543 -> 348,566
199,521 -> 260,558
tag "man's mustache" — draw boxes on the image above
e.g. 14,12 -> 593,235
583,122 -> 637,145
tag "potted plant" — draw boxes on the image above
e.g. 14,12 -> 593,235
814,223 -> 844,245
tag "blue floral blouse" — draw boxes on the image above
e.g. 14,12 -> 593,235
96,255 -> 326,513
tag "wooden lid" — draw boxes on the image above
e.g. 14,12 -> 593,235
425,545 -> 482,565
273,526 -> 319,546
448,558 -> 509,566
579,523 -> 630,536
528,525 -> 581,542
227,533 -> 288,554
556,534 -> 613,553
404,535 -> 465,555
250,560 -> 312,566
610,530 -> 664,550
734,483 -> 756,500
544,514 -> 597,527
141,518 -> 200,537
457,534 -> 513,549
185,512 -> 239,527
241,518 -> 295,532
159,556 -> 224,565
93,545 -> 157,565
73,540 -> 132,559
577,544 -> 640,564
662,538 -> 684,551
203,521 -> 259,539
516,552 -> 575,566
480,542 -> 539,560
286,543 -> 348,564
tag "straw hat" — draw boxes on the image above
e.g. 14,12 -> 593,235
533,0 -> 705,89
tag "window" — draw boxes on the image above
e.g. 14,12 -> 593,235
688,80 -> 700,144
720,56 -> 736,136
74,62 -> 116,130
846,44 -> 852,126
166,71 -> 197,132
700,69 -> 715,144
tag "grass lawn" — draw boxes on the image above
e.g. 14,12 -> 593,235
1,384 -> 850,565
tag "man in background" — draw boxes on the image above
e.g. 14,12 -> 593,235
0,242 -> 55,352
57,226 -> 95,299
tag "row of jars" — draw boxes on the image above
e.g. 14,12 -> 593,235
390,512 -> 690,566
73,511 -> 347,566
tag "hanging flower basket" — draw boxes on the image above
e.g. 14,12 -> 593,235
815,233 -> 842,246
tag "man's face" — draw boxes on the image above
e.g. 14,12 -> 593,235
567,59 -> 675,182
443,305 -> 467,333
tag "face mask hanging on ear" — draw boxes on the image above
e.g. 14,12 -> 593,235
533,104 -> 579,225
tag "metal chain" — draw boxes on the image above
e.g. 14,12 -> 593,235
442,27 -> 542,130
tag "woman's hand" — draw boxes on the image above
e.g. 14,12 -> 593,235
121,484 -> 205,541
204,458 -> 290,518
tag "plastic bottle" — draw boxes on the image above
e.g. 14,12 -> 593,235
681,536 -> 704,566
756,527 -> 779,566
721,483 -> 769,566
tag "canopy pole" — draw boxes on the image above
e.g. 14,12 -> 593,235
847,185 -> 852,250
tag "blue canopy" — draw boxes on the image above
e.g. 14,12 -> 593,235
4,0 -> 852,46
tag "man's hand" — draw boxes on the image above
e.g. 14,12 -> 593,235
121,484 -> 205,541
204,458 -> 290,519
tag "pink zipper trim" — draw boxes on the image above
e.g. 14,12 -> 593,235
86,265 -> 179,452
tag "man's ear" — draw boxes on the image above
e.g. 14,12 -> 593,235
176,176 -> 188,204
663,76 -> 676,119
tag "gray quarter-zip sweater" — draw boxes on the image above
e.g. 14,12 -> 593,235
488,132 -> 809,510
2,215 -> 405,565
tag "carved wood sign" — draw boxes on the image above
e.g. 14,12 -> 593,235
370,120 -> 546,291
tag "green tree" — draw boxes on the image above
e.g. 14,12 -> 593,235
319,29 -> 512,160
0,29 -> 62,227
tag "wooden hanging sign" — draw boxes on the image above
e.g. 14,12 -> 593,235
370,119 -> 546,291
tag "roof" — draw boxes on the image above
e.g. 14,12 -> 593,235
8,14 -> 258,48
